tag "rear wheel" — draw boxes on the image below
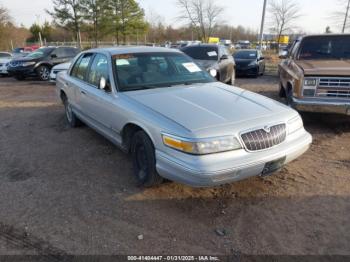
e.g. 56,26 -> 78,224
131,131 -> 163,187
36,65 -> 50,81
63,97 -> 81,127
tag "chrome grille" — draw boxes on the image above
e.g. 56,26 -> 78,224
241,124 -> 286,151
319,78 -> 350,88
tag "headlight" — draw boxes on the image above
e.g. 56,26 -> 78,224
209,69 -> 217,77
304,78 -> 317,87
288,115 -> 304,135
162,134 -> 242,155
22,62 -> 36,67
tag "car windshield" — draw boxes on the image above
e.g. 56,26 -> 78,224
234,51 -> 257,59
299,36 -> 350,60
0,53 -> 11,58
26,48 -> 54,59
182,46 -> 218,61
113,52 -> 215,91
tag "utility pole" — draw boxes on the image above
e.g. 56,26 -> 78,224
342,0 -> 350,33
259,0 -> 268,50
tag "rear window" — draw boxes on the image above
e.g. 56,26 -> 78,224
298,36 -> 350,60
182,46 -> 218,61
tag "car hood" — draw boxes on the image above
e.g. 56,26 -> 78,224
125,82 -> 292,133
53,62 -> 71,70
11,56 -> 41,63
194,59 -> 217,70
296,59 -> 350,76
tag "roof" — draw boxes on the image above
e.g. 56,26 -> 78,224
87,46 -> 182,55
302,34 -> 350,38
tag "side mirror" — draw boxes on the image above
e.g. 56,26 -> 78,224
99,77 -> 110,92
220,54 -> 228,60
279,50 -> 288,59
259,56 -> 265,60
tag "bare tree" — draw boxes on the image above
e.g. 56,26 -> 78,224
177,0 -> 224,42
0,6 -> 11,25
332,0 -> 350,33
268,0 -> 301,44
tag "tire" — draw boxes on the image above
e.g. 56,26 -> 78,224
286,87 -> 294,107
131,131 -> 163,187
36,65 -> 50,81
63,97 -> 81,128
14,75 -> 25,81
278,83 -> 286,98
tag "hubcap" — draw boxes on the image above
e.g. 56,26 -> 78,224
40,67 -> 50,80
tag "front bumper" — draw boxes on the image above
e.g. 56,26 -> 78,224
236,66 -> 258,76
292,97 -> 350,115
155,129 -> 312,187
7,66 -> 36,77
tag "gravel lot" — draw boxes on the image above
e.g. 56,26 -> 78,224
0,75 -> 349,256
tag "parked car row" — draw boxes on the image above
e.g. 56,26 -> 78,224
7,46 -> 79,81
4,33 -> 348,188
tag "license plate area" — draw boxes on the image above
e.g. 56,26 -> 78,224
261,157 -> 286,177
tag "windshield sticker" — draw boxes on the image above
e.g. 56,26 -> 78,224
182,62 -> 202,73
249,53 -> 256,57
116,59 -> 130,66
113,54 -> 135,60
207,51 -> 218,57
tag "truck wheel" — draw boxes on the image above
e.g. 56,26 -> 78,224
279,83 -> 286,98
37,65 -> 50,81
286,87 -> 294,107
131,131 -> 163,187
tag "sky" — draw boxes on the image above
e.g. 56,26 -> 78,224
0,0 -> 342,34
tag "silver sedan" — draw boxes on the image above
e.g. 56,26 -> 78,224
56,47 -> 312,187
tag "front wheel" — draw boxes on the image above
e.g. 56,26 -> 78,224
131,131 -> 163,187
36,65 -> 50,81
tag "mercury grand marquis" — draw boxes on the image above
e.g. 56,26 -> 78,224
56,47 -> 312,187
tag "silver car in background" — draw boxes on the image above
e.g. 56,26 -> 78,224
50,62 -> 71,83
56,47 -> 312,187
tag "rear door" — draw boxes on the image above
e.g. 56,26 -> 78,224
68,53 -> 94,117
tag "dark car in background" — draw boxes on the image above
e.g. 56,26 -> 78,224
234,49 -> 265,77
8,46 -> 80,81
181,44 -> 236,85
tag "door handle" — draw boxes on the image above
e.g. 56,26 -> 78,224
81,90 -> 87,95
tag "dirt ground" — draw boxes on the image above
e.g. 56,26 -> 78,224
0,75 -> 349,257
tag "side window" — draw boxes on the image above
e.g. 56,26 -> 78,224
71,54 -> 93,81
87,54 -> 109,87
52,48 -> 65,58
65,48 -> 79,57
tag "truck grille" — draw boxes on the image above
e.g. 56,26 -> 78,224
315,78 -> 350,99
319,78 -> 350,88
241,124 -> 286,151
